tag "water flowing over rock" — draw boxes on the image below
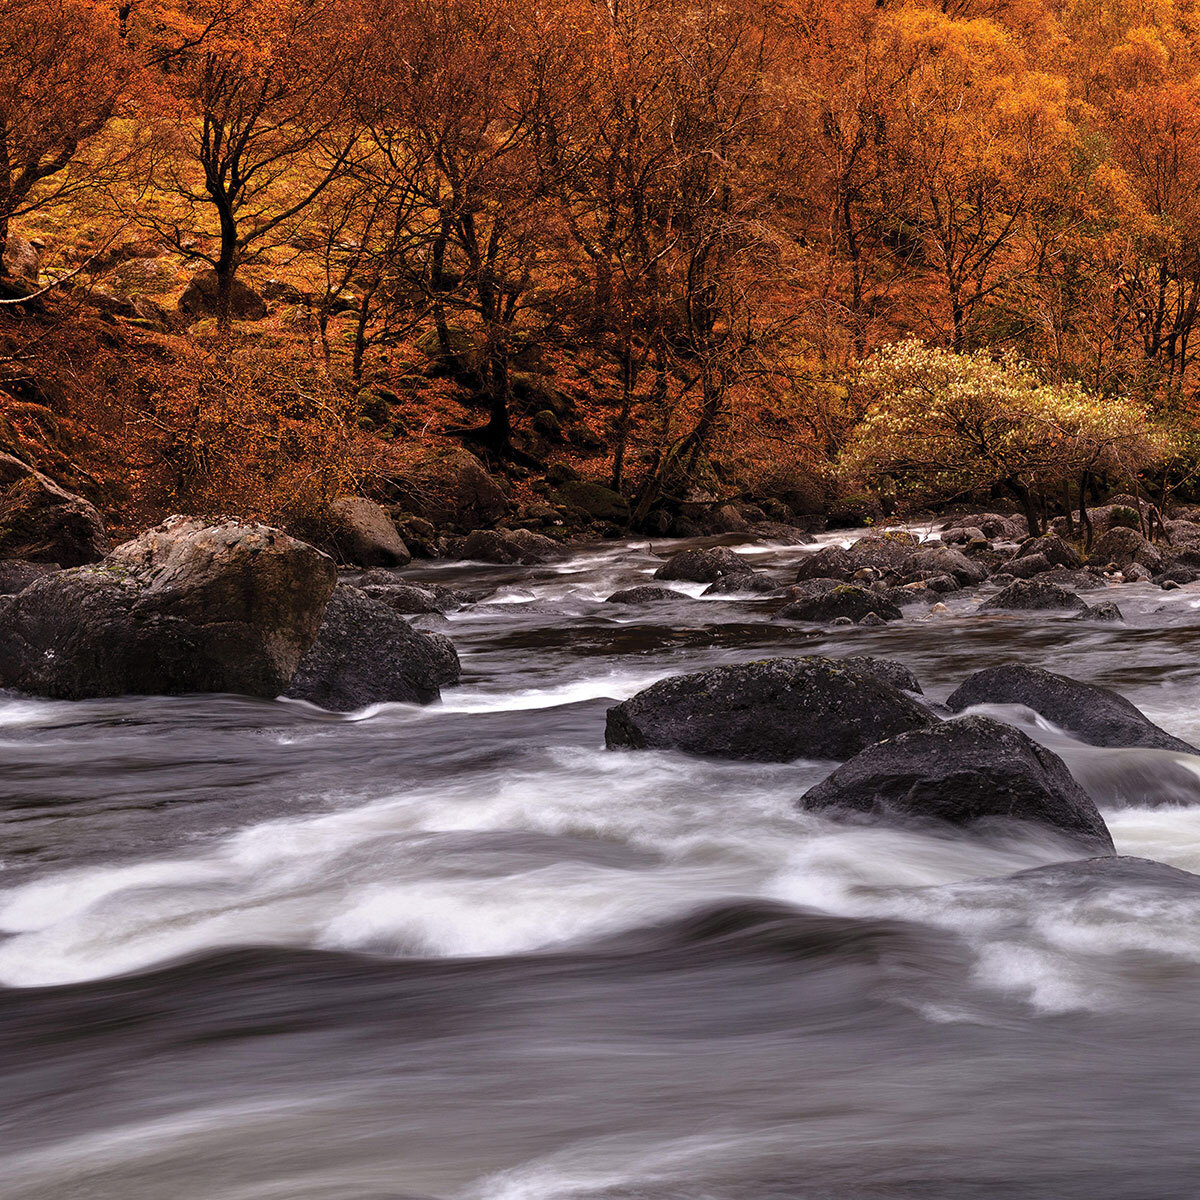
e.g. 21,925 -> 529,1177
285,583 -> 459,711
605,656 -> 934,761
946,664 -> 1198,754
800,714 -> 1114,850
0,517 -> 336,699
605,585 -> 684,604
0,453 -> 110,565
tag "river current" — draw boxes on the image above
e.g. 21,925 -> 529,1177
4,528 -> 1200,1199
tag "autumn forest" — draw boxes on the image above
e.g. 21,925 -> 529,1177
2,0 -> 1199,536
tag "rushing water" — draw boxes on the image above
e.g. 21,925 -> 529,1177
5,529 -> 1200,1199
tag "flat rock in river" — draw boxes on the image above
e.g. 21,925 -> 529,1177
605,656 -> 934,762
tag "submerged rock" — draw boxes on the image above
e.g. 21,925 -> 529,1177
286,584 -> 459,711
653,547 -> 749,583
946,664 -> 1197,754
799,715 -> 1114,850
0,517 -> 336,699
605,585 -> 684,605
605,656 -> 934,762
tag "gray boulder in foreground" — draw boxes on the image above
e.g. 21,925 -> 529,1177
605,656 -> 934,762
0,517 -> 336,698
946,664 -> 1197,754
800,715 -> 1114,850
286,583 -> 459,712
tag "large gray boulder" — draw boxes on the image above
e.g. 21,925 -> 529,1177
946,664 -> 1197,754
286,584 -> 459,711
605,657 -> 934,762
0,453 -> 110,565
0,517 -> 336,699
799,715 -> 1114,850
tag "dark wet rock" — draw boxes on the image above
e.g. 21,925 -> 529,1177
1076,600 -> 1124,622
701,572 -> 779,596
982,579 -> 1088,613
1016,534 -> 1081,569
778,585 -> 902,624
923,574 -> 959,594
460,527 -> 560,565
605,585 -> 684,605
1006,552 -> 1051,579
654,546 -> 749,583
0,559 -> 59,595
940,525 -> 986,546
0,453 -> 110,566
1038,567 -> 1106,591
1155,563 -> 1200,586
942,512 -> 1026,540
358,580 -> 473,615
0,517 -> 336,699
605,656 -> 934,762
1089,526 -> 1163,572
747,522 -> 816,545
178,269 -> 268,321
286,583 -> 459,711
839,656 -> 923,694
794,533 -> 919,584
946,663 -> 1197,754
799,715 -> 1114,850
900,545 -> 987,586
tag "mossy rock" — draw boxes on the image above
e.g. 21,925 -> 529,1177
551,480 -> 629,524
531,409 -> 563,439
1108,505 -> 1140,530
511,372 -> 574,417
414,326 -> 476,374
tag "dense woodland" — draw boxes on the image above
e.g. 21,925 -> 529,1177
2,0 -> 1199,538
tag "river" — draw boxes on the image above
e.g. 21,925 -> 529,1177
3,529 -> 1200,1199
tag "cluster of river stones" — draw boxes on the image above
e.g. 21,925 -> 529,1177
1,505 -> 1198,857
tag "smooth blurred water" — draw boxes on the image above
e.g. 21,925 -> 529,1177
4,530 -> 1200,1198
